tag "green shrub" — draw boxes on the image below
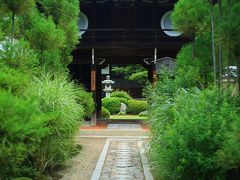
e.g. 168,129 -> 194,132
127,100 -> 148,114
0,66 -> 30,95
111,90 -> 132,100
102,97 -> 121,115
0,39 -> 39,73
77,89 -> 94,118
147,86 -> 238,179
0,90 -> 48,179
101,107 -> 110,119
217,117 -> 240,178
118,97 -> 129,106
24,11 -> 66,71
26,73 -> 84,172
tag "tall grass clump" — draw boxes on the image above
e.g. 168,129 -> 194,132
77,88 -> 94,119
146,77 -> 240,179
26,73 -> 84,172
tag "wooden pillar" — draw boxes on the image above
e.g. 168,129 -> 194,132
91,49 -> 97,126
96,65 -> 102,119
148,65 -> 154,83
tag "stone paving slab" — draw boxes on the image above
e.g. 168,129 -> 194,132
99,140 -> 145,180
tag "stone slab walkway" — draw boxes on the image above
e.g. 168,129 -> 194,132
61,123 -> 152,180
91,138 -> 153,180
100,140 -> 145,180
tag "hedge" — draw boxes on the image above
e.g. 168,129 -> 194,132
101,107 -> 110,119
102,97 -> 121,115
127,100 -> 148,114
111,90 -> 132,100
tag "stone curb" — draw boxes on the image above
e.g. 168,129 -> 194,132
138,141 -> 154,180
91,139 -> 111,180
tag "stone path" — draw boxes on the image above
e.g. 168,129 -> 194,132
90,123 -> 153,180
100,140 -> 145,180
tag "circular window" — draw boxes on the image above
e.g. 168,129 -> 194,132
161,11 -> 181,37
78,12 -> 89,36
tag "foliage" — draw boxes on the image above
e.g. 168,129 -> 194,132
102,97 -> 121,115
112,65 -> 148,84
0,0 -> 80,70
0,90 -> 48,179
118,97 -> 129,106
0,66 -> 29,95
0,38 -> 39,73
0,0 -> 79,70
175,33 -> 213,88
127,100 -> 148,114
172,0 -> 210,36
146,0 -> 240,179
26,73 -> 84,172
146,78 -> 240,179
111,90 -> 132,100
39,0 -> 80,65
0,39 -> 38,95
217,116 -> 240,178
0,0 -> 83,178
220,0 -> 240,57
0,0 -> 35,15
77,89 -> 94,118
23,10 -> 66,71
0,0 -> 35,40
220,0 -> 240,82
101,107 -> 110,119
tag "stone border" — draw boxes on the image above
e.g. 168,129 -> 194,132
138,141 -> 154,180
91,139 -> 110,180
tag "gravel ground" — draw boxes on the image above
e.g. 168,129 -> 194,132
59,138 -> 106,180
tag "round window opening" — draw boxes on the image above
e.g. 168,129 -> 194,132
78,12 -> 89,36
161,11 -> 181,37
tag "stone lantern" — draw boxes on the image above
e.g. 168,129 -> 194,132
102,75 -> 115,98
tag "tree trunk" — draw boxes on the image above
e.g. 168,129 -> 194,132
210,0 -> 217,86
227,0 -> 231,85
218,0 -> 222,88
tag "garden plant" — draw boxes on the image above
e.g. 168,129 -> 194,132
146,0 -> 240,179
0,0 -> 94,179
